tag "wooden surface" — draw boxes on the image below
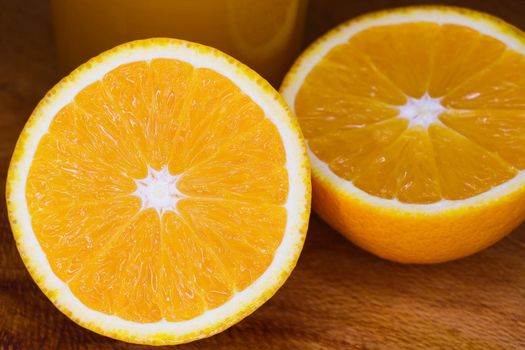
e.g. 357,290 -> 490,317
1,0 -> 525,348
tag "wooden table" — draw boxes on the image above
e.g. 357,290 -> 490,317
1,0 -> 524,348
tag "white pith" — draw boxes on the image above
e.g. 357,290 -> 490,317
397,93 -> 445,128
132,166 -> 186,216
7,40 -> 309,344
280,7 -> 525,214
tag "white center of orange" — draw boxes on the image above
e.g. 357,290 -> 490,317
398,93 -> 446,128
132,166 -> 186,216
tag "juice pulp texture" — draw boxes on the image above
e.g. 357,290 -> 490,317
51,0 -> 307,85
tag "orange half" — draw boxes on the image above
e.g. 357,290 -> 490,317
7,39 -> 310,345
281,6 -> 525,263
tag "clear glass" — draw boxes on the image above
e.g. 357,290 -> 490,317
50,0 -> 308,86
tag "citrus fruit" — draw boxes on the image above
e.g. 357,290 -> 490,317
6,39 -> 310,345
281,6 -> 525,263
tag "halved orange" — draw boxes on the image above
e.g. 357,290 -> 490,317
6,39 -> 310,345
281,6 -> 525,263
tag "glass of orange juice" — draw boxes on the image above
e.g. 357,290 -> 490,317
50,0 -> 308,86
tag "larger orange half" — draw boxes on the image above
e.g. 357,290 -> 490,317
7,39 -> 310,345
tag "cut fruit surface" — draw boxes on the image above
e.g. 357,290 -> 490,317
7,39 -> 310,345
292,20 -> 524,204
281,6 -> 525,263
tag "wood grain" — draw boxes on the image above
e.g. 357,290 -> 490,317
1,0 -> 524,349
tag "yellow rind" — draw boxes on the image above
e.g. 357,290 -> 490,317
7,38 -> 311,345
281,5 -> 525,263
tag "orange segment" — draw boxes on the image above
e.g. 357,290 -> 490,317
179,199 -> 287,291
68,210 -> 162,323
443,49 -> 525,109
297,42 -> 406,105
24,58 -> 289,323
350,23 -> 439,98
26,130 -> 137,207
428,124 -> 516,200
177,120 -> 288,204
74,81 -> 151,179
439,109 -> 525,168
156,212 -> 207,321
167,68 -> 258,173
297,96 -> 398,139
428,24 -> 506,97
353,127 -> 442,203
158,211 -> 233,321
307,118 -> 408,181
27,196 -> 141,282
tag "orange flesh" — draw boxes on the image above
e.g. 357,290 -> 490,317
26,59 -> 288,322
295,23 -> 525,203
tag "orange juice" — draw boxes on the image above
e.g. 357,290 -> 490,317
50,0 -> 307,85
